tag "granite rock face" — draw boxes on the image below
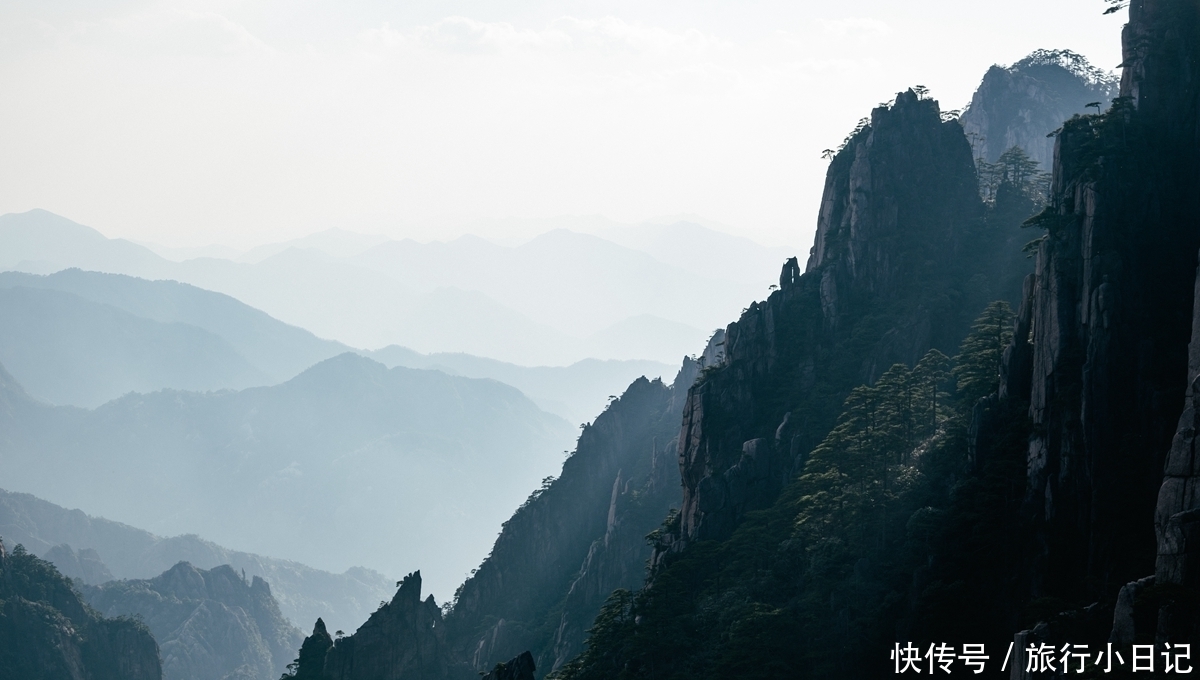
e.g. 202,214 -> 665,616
0,540 -> 162,680
991,0 -> 1200,604
1141,0 -> 1200,646
960,49 -> 1119,170
84,561 -> 304,680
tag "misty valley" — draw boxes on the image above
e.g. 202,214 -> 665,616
3,2 -> 1200,680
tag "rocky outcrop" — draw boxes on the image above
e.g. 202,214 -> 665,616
291,618 -> 334,680
290,571 -> 464,680
960,49 -> 1119,169
84,561 -> 304,680
0,539 -> 162,680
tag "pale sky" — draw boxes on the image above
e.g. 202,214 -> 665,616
1,0 -> 1124,252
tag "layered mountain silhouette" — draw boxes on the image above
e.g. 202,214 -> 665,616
0,353 -> 576,603
0,488 -> 394,634
0,209 -> 776,364
365,346 -> 673,424
0,269 -> 674,421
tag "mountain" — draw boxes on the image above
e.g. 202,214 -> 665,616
0,209 -> 168,277
0,269 -> 351,385
445,364 -> 696,674
0,540 -> 162,680
285,572 -> 465,680
982,0 -> 1200,645
0,488 -> 395,635
281,76 -> 1055,680
539,12 -> 1200,680
288,360 -> 697,678
365,347 -> 674,424
577,220 -> 795,286
236,228 -> 392,263
348,228 -> 749,340
0,269 -> 665,422
960,49 -> 1119,170
581,315 -> 707,364
521,87 -> 1042,679
43,544 -> 115,584
0,353 -> 576,603
0,209 -> 758,365
0,285 -> 269,407
84,562 -> 305,680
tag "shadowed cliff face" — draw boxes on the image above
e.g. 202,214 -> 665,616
673,89 -> 1024,549
0,541 -> 162,680
999,0 -> 1200,605
289,571 -> 462,680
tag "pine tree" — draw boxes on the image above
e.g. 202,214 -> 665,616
953,301 -> 1015,407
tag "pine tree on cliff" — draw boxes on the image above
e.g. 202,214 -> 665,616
953,301 -> 1014,407
978,146 -> 1048,205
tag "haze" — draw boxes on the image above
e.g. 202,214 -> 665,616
1,0 -> 1121,252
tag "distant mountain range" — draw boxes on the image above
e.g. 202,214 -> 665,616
0,269 -> 673,420
365,346 -> 672,425
0,488 -> 394,635
0,209 -> 790,364
0,352 -> 577,602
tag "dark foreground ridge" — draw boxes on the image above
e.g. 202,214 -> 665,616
0,539 -> 162,680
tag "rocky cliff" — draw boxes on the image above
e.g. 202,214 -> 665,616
960,49 -> 1119,170
0,539 -> 162,680
994,0 -> 1200,608
530,78 -> 1065,680
670,88 -> 1026,551
84,562 -> 304,680
270,41 -> 1166,680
